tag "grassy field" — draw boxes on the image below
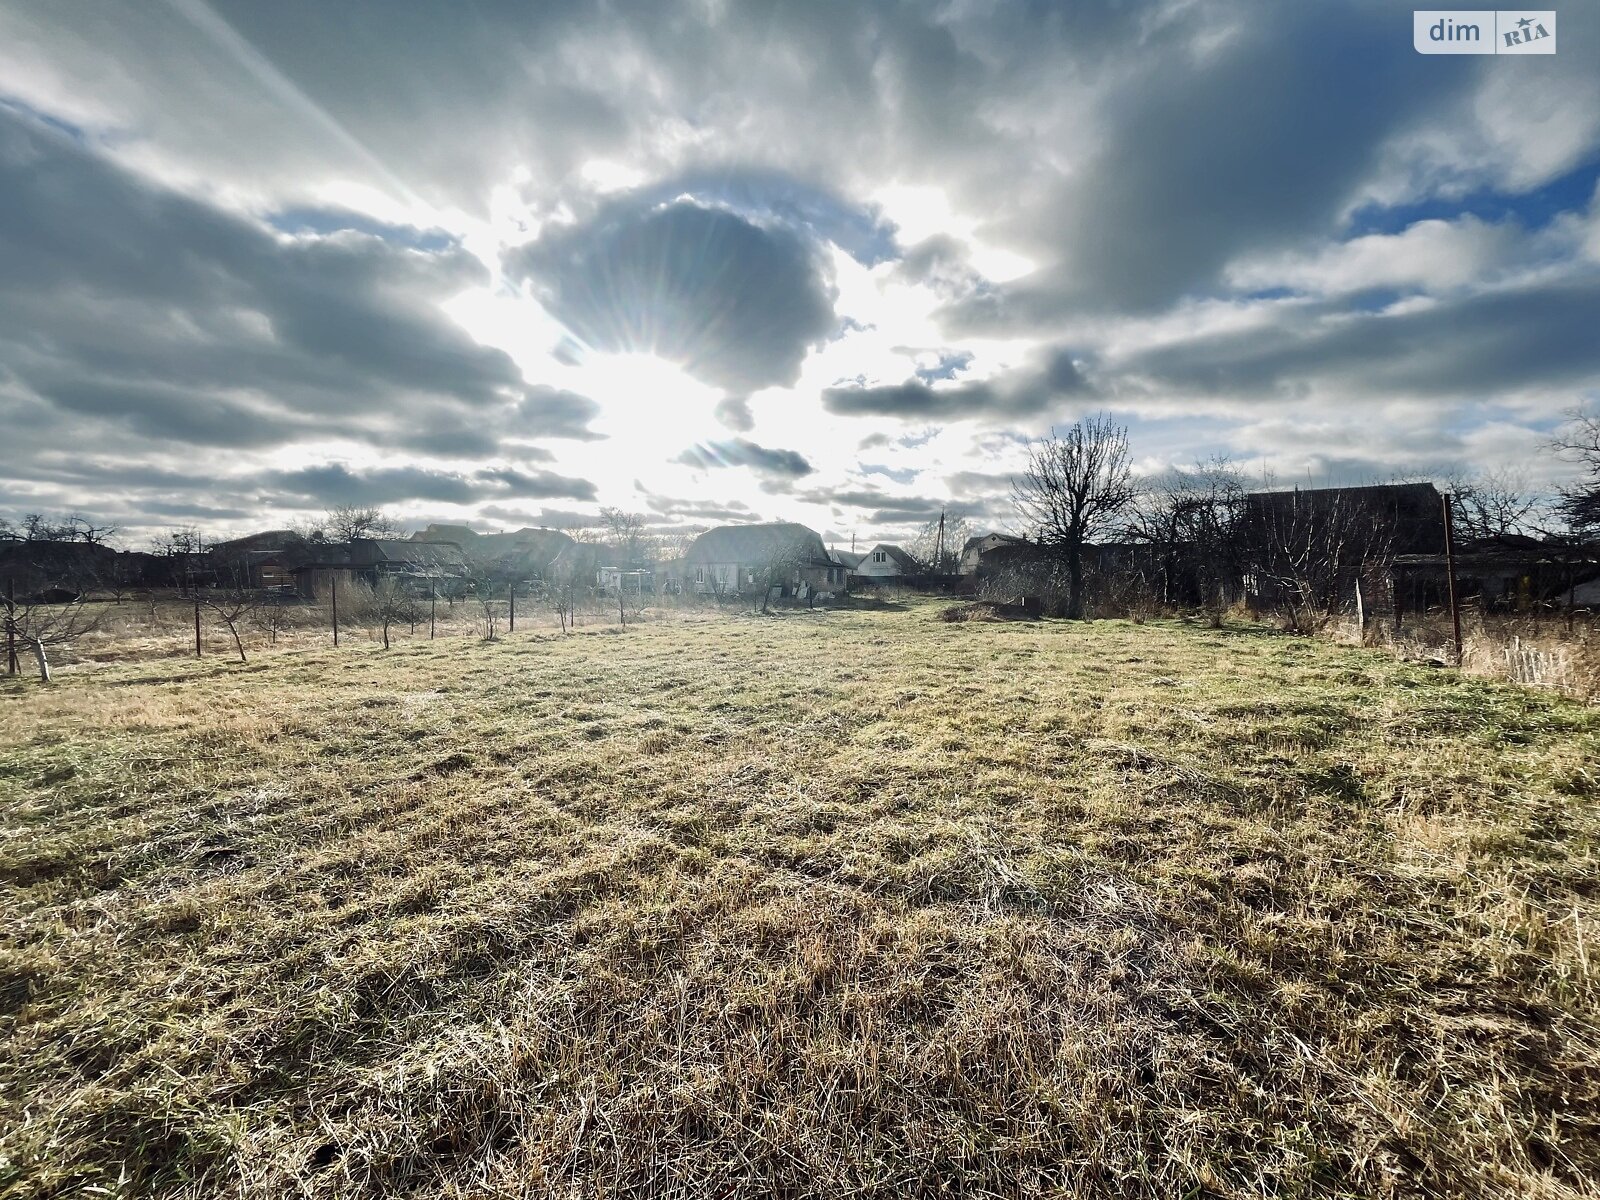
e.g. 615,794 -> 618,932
2,603 -> 1597,1198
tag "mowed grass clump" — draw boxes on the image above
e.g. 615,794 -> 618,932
1,605 -> 1597,1198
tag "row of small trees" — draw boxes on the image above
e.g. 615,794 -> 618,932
1002,408 -> 1600,627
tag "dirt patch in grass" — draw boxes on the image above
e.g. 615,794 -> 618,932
1,604 -> 1597,1197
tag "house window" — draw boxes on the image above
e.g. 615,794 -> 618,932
695,567 -> 704,582
874,551 -> 886,563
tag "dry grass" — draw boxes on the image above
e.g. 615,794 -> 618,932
2,602 -> 1598,1198
1345,611 -> 1600,703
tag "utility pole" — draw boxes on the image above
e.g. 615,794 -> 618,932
934,509 -> 946,576
193,595 -> 202,658
331,576 -> 340,647
1442,492 -> 1463,664
509,584 -> 515,633
430,586 -> 436,640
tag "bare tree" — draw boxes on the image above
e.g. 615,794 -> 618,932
151,526 -> 212,590
61,515 -> 118,546
1125,458 -> 1247,622
1551,408 -> 1600,537
658,526 -> 703,563
325,505 -> 404,543
198,584 -> 262,663
1011,414 -> 1138,619
907,513 -> 974,574
249,598 -> 294,647
369,577 -> 419,649
599,507 -> 650,563
1444,469 -> 1540,542
3,591 -> 104,682
20,514 -> 68,542
1236,482 -> 1399,634
471,577 -> 503,640
745,538 -> 813,614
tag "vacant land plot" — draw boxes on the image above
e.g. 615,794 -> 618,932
2,605 -> 1597,1198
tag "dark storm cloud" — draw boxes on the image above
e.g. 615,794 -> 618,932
476,506 -> 602,530
630,168 -> 898,267
637,486 -> 754,523
268,463 -> 596,507
0,105 -> 599,468
509,198 -> 837,392
823,348 -> 1091,420
676,439 -> 815,479
514,387 -> 606,441
1121,280 -> 1600,399
796,489 -> 948,520
947,1 -> 1507,327
942,470 -> 1014,496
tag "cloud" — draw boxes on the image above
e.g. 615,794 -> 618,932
0,104 -> 561,456
1118,278 -> 1600,400
3,0 -> 1599,537
676,438 -> 815,478
513,386 -> 606,441
823,348 -> 1092,420
268,463 -> 597,507
509,196 -> 838,391
713,394 -> 755,432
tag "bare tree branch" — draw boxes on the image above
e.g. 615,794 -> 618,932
1010,414 -> 1138,619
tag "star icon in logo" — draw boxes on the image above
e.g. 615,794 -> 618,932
1517,16 -> 1534,29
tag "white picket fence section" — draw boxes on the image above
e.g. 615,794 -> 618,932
1502,636 -> 1577,694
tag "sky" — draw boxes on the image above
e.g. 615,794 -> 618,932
1,0 -> 1598,548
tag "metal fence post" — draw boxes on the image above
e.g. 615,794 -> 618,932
1442,492 -> 1463,663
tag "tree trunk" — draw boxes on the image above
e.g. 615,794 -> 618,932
1067,544 -> 1085,620
31,640 -> 50,683
382,622 -> 391,649
229,622 -> 246,663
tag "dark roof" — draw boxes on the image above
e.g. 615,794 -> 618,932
1244,481 -> 1442,509
214,529 -> 302,553
413,523 -> 479,543
831,549 -> 865,569
685,522 -> 829,565
1243,482 -> 1445,554
367,539 -> 467,566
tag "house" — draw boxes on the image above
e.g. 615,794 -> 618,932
959,532 -> 1031,576
598,565 -> 655,594
237,551 -> 296,591
290,539 -> 469,599
1239,482 -> 1447,612
830,549 -> 864,572
853,543 -> 919,580
681,522 -> 845,597
969,536 -> 1054,583
1390,536 -> 1600,616
0,539 -> 123,595
414,523 -> 577,583
1242,482 -> 1447,557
